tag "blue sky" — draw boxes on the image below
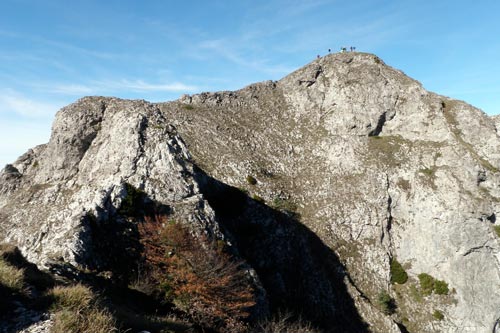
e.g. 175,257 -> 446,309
1,0 -> 499,167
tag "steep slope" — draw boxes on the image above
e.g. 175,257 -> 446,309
159,52 -> 500,332
1,52 -> 500,333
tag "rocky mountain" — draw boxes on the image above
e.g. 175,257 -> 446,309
1,52 -> 500,333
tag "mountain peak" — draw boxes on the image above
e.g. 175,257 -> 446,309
2,55 -> 500,332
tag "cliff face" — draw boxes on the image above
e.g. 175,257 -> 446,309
1,52 -> 500,333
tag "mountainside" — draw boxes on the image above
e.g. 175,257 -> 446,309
1,52 -> 500,333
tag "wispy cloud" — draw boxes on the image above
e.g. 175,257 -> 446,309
107,80 -> 197,92
198,39 -> 294,75
43,79 -> 198,96
0,89 -> 63,118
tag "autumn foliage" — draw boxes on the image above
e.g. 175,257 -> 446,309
138,214 -> 256,333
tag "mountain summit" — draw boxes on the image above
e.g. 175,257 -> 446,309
1,52 -> 500,333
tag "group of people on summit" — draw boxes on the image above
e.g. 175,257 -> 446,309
317,46 -> 356,59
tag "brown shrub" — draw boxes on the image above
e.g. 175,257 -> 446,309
138,214 -> 256,333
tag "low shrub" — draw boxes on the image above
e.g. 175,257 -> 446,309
138,215 -> 256,333
390,258 -> 408,284
377,291 -> 395,315
418,273 -> 435,296
417,273 -> 449,296
434,279 -> 449,295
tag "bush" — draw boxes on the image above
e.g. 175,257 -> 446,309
138,215 -> 256,333
118,183 -> 146,216
246,175 -> 257,185
418,273 -> 435,296
417,273 -> 449,296
390,258 -> 408,284
434,279 -> 449,295
432,310 -> 444,320
0,258 -> 24,291
377,291 -> 395,314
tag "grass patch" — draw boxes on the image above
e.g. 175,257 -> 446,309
376,291 -> 395,315
366,135 -> 409,168
418,167 -> 436,176
418,273 -> 434,296
494,225 -> 500,237
417,273 -> 449,296
434,280 -> 449,295
49,284 -> 117,333
390,258 -> 408,285
432,310 -> 444,321
182,104 -> 194,110
252,194 -> 265,204
409,283 -> 423,302
0,258 -> 24,291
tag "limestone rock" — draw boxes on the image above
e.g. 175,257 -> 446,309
2,52 -> 500,332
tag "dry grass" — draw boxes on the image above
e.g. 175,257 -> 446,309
0,258 -> 24,291
49,284 -> 117,333
251,311 -> 318,333
51,307 -> 117,333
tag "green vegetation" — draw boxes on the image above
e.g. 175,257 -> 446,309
432,310 -> 444,321
418,273 -> 435,296
182,104 -> 194,110
494,225 -> 500,237
409,283 -> 423,302
246,175 -> 257,185
32,160 -> 39,168
118,183 -> 146,216
417,273 -> 449,296
419,167 -> 436,177
434,280 -> 449,295
390,258 -> 408,285
377,291 -> 395,315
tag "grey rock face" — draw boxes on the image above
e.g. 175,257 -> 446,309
1,52 -> 500,332
0,97 -> 219,270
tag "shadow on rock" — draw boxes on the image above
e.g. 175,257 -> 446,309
194,167 -> 369,333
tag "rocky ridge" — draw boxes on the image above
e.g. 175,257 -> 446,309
1,52 -> 500,333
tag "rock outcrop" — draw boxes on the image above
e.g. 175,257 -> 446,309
1,52 -> 500,333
